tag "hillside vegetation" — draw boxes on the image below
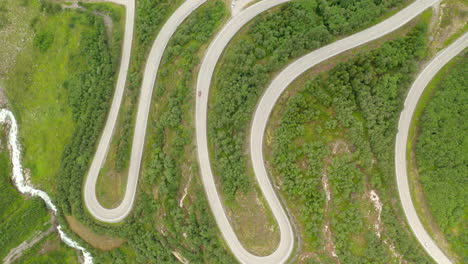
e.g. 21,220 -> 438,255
61,2 -> 236,263
3,0 -> 122,195
0,132 -> 49,260
414,52 -> 467,261
269,22 -> 435,263
209,0 -> 407,198
0,130 -> 78,263
11,233 -> 80,264
95,0 -> 184,208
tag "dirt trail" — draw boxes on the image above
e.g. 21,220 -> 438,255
321,165 -> 337,261
3,224 -> 55,264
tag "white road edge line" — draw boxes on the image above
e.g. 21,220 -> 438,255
197,0 -> 442,263
196,1 -> 292,263
395,33 -> 467,264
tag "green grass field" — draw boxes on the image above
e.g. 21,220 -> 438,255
2,0 -> 123,195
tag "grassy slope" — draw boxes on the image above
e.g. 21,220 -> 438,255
2,0 -> 74,193
2,0 -> 124,196
408,52 -> 467,262
0,0 -> 124,262
266,15 -> 436,263
0,131 -> 48,260
12,233 -> 80,264
207,0 -> 411,255
0,130 -> 77,262
435,0 -> 468,50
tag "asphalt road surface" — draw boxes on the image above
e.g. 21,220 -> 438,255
84,0 -> 207,223
394,33 -> 467,264
195,1 -> 293,263
83,0 -> 135,222
82,0 -> 458,263
197,0 -> 442,263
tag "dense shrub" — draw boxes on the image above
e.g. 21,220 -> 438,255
33,31 -> 54,52
272,24 -> 434,263
415,53 -> 467,259
0,2 -> 8,29
209,0 -> 404,197
55,2 -> 234,263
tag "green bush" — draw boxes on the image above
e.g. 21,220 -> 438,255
271,24 -> 434,263
33,31 -> 54,52
209,0 -> 405,197
0,2 -> 8,29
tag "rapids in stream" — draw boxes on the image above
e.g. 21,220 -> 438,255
0,109 -> 93,264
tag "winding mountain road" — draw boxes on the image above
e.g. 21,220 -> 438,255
197,0 -> 443,263
81,0 -> 459,263
394,33 -> 467,264
196,1 -> 293,263
84,0 -> 207,222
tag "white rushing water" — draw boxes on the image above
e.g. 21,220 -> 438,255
0,109 -> 93,264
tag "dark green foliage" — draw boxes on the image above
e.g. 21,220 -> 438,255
33,31 -> 54,53
38,0 -> 61,14
209,0 -> 404,197
57,14 -> 115,214
112,0 -> 182,169
56,2 -> 234,263
317,0 -> 401,35
415,53 -> 467,259
126,3 -> 235,262
114,111 -> 131,172
0,2 -> 8,29
135,0 -> 180,47
272,24 -> 435,262
0,135 -> 50,260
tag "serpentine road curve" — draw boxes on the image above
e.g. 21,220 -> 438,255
394,33 -> 467,264
83,0 -> 135,222
197,0 -> 444,263
84,0 -> 208,223
81,0 -> 460,263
